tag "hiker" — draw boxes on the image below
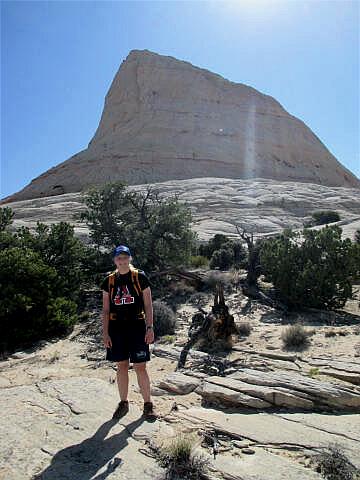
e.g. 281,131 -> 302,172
101,245 -> 157,420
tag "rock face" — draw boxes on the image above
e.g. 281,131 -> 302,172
4,178 -> 360,242
1,291 -> 360,479
155,368 -> 360,412
0,377 -> 167,480
175,407 -> 360,472
4,49 -> 359,203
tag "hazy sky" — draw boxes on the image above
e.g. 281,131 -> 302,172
1,0 -> 359,199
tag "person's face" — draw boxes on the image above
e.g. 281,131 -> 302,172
114,253 -> 131,269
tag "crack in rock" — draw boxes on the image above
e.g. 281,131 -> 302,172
276,414 -> 360,442
35,381 -> 83,415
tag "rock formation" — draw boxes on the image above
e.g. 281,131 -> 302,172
4,178 -> 360,242
3,49 -> 359,203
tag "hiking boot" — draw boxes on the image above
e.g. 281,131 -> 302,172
112,400 -> 129,420
143,401 -> 158,420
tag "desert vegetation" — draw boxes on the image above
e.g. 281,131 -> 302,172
2,180 -> 359,358
0,207 -> 91,355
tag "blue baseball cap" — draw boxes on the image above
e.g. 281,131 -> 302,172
112,245 -> 131,257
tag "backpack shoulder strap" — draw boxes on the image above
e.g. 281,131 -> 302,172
108,270 -> 117,298
130,265 -> 142,296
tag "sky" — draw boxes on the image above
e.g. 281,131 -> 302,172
1,0 -> 359,199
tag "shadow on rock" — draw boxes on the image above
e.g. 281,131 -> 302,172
260,308 -> 360,327
32,416 -> 146,480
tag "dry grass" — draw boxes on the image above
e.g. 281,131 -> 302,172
202,271 -> 233,291
281,323 -> 310,351
237,322 -> 252,337
157,433 -> 210,480
312,444 -> 359,480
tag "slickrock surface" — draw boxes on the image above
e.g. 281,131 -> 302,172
4,49 -> 359,203
1,286 -> 360,479
4,177 -> 360,242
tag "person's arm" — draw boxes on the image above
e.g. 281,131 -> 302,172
142,286 -> 153,329
102,291 -> 110,336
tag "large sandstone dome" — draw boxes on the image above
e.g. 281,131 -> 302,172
3,49 -> 359,203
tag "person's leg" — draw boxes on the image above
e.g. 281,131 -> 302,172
133,362 -> 151,403
116,359 -> 130,400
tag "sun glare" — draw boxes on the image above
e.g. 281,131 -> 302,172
210,0 -> 282,17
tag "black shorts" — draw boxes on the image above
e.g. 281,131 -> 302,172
106,318 -> 150,363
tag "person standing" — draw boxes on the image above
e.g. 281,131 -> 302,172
101,245 -> 158,420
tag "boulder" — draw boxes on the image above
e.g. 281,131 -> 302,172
157,372 -> 201,395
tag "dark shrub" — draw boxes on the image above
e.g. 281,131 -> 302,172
189,292 -> 208,307
0,207 -> 14,231
305,210 -> 341,227
313,444 -> 358,480
153,300 -> 177,338
209,247 -> 234,270
0,247 -> 77,353
260,225 -> 359,310
354,229 -> 360,244
199,234 -> 247,270
16,221 -> 90,300
0,208 -> 89,355
199,234 -> 229,258
238,322 -> 252,336
78,181 -> 198,273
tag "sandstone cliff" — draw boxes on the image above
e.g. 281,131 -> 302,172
3,49 -> 359,203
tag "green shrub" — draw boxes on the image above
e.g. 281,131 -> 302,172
16,221 -> 90,300
354,229 -> 360,244
158,335 -> 175,344
0,208 -> 19,251
46,297 -> 78,333
232,240 -> 248,269
189,255 -> 209,268
0,207 -> 14,231
78,181 -> 198,273
153,300 -> 177,338
199,234 -> 247,270
0,247 -> 77,353
305,210 -> 341,227
281,323 -> 310,350
0,208 -> 89,355
260,225 -> 359,310
307,367 -> 320,378
209,246 -> 234,270
198,234 -> 229,258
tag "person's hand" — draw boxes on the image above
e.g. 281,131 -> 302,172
145,328 -> 154,344
103,332 -> 112,348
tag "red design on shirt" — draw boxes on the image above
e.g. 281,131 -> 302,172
114,285 -> 135,305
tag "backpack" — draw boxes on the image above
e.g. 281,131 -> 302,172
108,265 -> 144,320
